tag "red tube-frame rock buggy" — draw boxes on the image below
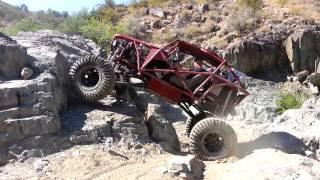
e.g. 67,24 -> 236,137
69,35 -> 249,160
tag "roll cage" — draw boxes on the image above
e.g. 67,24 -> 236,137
110,35 -> 249,117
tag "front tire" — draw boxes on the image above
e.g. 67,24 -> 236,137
189,118 -> 237,161
69,55 -> 115,102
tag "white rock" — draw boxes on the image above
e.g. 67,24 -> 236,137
33,159 -> 50,172
20,67 -> 34,80
156,166 -> 168,174
168,155 -> 205,178
107,149 -> 129,160
316,149 -> 320,161
140,148 -> 148,156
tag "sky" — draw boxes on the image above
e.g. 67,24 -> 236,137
2,0 -> 130,13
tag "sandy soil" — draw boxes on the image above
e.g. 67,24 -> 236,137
1,119 -> 319,180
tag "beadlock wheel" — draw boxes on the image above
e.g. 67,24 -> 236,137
69,55 -> 115,102
189,118 -> 237,161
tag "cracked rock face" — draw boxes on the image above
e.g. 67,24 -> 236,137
0,73 -> 67,146
13,30 -> 102,93
0,30 -> 102,150
222,38 -> 291,81
0,32 -> 29,80
285,30 -> 320,73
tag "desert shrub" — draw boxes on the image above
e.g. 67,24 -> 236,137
128,6 -> 146,18
194,0 -> 221,4
207,11 -> 220,21
185,25 -> 202,39
58,9 -> 89,34
1,7 -> 71,35
144,0 -> 189,7
0,1 -> 27,23
207,36 -> 228,49
226,8 -> 258,33
120,16 -> 146,39
276,93 -> 306,114
80,18 -> 129,47
1,17 -> 47,35
152,30 -> 176,43
201,20 -> 218,33
237,0 -> 263,12
180,9 -> 192,21
288,6 -> 303,16
147,0 -> 170,7
195,0 -> 208,4
98,7 -> 121,24
276,0 -> 289,7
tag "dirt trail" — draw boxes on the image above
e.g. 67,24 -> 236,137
1,118 -> 319,180
0,122 -> 257,180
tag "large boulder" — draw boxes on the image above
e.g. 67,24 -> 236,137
145,104 -> 181,153
0,32 -> 29,80
305,72 -> 320,86
0,72 -> 67,146
13,30 -> 102,96
166,155 -> 205,178
0,30 -> 103,148
267,96 -> 320,160
149,8 -> 165,18
222,38 -> 291,81
285,30 -> 320,73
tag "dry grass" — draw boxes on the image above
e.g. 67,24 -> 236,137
152,30 -> 177,43
263,0 -> 320,20
180,9 -> 192,21
201,20 -> 219,33
185,25 -> 202,38
128,7 -> 146,18
288,4 -> 320,20
237,0 -> 264,12
276,0 -> 289,7
226,7 -> 259,34
207,36 -> 229,49
195,0 -> 222,4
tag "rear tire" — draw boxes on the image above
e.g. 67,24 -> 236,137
185,118 -> 197,137
189,118 -> 237,161
69,55 -> 115,102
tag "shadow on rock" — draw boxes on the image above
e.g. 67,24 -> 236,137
236,132 -> 309,159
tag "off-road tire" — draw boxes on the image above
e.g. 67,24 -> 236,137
185,118 -> 197,137
189,118 -> 237,161
185,112 -> 212,137
69,55 -> 115,102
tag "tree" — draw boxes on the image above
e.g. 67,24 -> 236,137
19,3 -> 29,12
105,0 -> 115,8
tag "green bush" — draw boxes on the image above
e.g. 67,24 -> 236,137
1,17 -> 46,35
99,7 -> 121,24
80,18 -> 129,47
276,93 -> 306,114
58,9 -> 89,34
59,16 -> 87,34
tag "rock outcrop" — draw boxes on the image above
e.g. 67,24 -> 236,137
285,30 -> 320,73
0,33 -> 29,80
0,73 -> 67,146
13,30 -> 102,95
268,96 -> 320,159
145,104 -> 181,153
222,38 -> 291,81
0,30 -> 102,149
